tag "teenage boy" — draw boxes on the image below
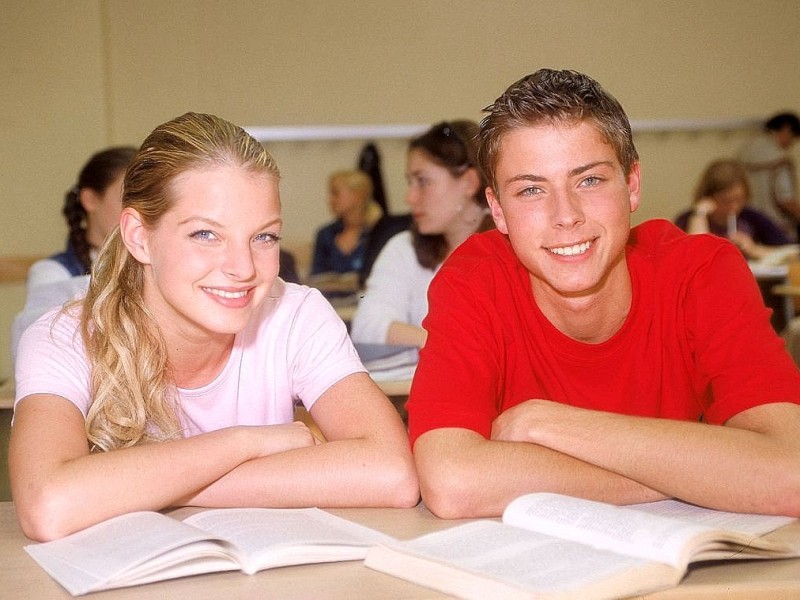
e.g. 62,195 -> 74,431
407,68 -> 800,519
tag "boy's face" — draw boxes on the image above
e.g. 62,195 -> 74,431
486,120 -> 640,302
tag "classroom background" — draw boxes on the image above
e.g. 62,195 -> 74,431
2,0 -> 800,381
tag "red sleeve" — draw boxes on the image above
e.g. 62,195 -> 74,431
406,257 -> 504,445
685,242 -> 800,424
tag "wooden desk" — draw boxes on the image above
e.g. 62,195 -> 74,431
749,261 -> 794,332
3,501 -> 800,599
375,377 -> 412,397
0,255 -> 43,284
0,380 -> 13,411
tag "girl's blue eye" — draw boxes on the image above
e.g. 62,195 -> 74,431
255,232 -> 281,246
190,230 -> 216,241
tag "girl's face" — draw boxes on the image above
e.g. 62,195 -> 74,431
328,178 -> 366,218
128,164 -> 282,342
83,172 -> 125,245
404,148 -> 473,236
710,182 -> 747,224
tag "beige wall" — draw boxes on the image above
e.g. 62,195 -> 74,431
2,0 -> 800,377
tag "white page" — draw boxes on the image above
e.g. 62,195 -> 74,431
25,512 -> 226,596
626,499 -> 796,536
503,494 -> 715,569
183,508 -> 395,573
383,520 -> 668,596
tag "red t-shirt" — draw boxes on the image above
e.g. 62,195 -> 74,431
407,220 -> 800,445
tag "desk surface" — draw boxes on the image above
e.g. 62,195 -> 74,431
3,501 -> 800,599
0,379 -> 13,410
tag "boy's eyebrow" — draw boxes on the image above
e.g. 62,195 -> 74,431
502,161 -> 615,186
504,173 -> 547,185
569,160 -> 614,177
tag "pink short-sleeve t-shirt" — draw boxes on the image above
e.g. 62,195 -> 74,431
15,282 -> 365,436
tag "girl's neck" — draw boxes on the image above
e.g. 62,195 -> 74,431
85,226 -> 105,250
444,202 -> 487,255
340,206 -> 367,230
167,333 -> 235,389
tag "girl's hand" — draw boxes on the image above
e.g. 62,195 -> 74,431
242,421 -> 320,459
694,197 -> 717,216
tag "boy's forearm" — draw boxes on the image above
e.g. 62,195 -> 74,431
414,428 -> 664,519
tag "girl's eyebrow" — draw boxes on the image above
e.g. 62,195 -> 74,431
177,216 -> 283,229
178,216 -> 224,228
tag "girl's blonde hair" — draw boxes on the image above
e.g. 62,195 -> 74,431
81,112 -> 280,451
328,169 -> 373,198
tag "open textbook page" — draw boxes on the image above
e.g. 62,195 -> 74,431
365,493 -> 799,600
503,493 -> 797,568
26,507 -> 393,596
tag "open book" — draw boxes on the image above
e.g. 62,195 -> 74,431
365,493 -> 799,600
25,507 -> 393,596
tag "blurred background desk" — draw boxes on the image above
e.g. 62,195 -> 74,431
749,261 -> 795,333
0,380 -> 13,502
0,379 -> 13,410
375,378 -> 411,397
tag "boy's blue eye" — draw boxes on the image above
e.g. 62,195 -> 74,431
519,185 -> 543,197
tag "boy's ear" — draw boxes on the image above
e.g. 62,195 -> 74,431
119,207 -> 151,264
627,162 -> 641,213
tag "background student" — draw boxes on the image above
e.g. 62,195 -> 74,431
11,147 -> 300,360
674,158 -> 791,260
10,112 -> 418,542
738,112 -> 800,241
350,120 -> 493,348
310,169 -> 383,277
10,146 -> 136,360
407,69 -> 800,519
25,146 -> 137,287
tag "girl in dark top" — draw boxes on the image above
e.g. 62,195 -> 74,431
311,170 -> 382,276
675,158 -> 791,260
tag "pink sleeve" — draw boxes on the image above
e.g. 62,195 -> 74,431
283,289 -> 367,410
14,307 -> 92,417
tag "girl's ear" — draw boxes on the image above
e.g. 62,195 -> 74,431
79,187 -> 100,213
119,207 -> 151,264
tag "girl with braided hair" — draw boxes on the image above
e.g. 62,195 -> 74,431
10,113 -> 418,542
11,147 -> 136,360
27,146 -> 137,287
